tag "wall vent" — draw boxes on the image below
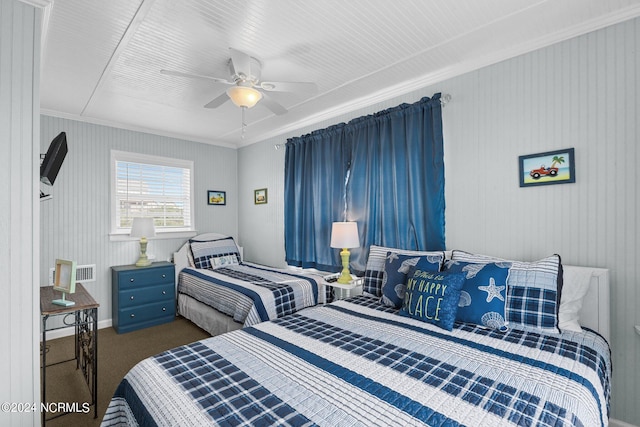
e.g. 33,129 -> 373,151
49,264 -> 96,285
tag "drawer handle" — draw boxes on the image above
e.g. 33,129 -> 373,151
161,274 -> 166,278
130,314 -> 135,318
162,307 -> 166,312
130,278 -> 134,282
162,290 -> 166,295
130,296 -> 134,300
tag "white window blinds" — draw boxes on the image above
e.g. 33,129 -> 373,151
112,151 -> 194,233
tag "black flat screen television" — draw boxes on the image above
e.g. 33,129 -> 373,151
40,131 -> 68,186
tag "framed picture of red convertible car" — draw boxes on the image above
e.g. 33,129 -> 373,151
519,148 -> 575,187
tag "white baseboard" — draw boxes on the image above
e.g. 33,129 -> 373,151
610,418 -> 639,427
41,318 -> 112,341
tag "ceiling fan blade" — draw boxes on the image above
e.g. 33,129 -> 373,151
260,81 -> 317,94
204,92 -> 230,109
259,92 -> 287,115
229,48 -> 252,78
161,69 -> 233,84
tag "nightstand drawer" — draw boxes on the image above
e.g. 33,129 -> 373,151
118,284 -> 174,309
118,301 -> 175,327
115,266 -> 173,289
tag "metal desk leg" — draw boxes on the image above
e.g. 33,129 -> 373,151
75,311 -> 80,369
92,307 -> 98,419
77,308 -> 99,419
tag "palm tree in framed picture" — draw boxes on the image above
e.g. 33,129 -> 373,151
550,155 -> 565,169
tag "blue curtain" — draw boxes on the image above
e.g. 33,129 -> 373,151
284,94 -> 445,273
284,124 -> 351,271
347,95 -> 445,272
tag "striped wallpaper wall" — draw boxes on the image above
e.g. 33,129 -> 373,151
39,116 -> 239,327
443,20 -> 639,425
0,1 -> 41,425
238,17 -> 640,425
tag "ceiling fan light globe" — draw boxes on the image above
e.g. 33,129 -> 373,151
227,86 -> 262,108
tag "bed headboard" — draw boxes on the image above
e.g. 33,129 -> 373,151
173,240 -> 191,283
574,266 -> 610,342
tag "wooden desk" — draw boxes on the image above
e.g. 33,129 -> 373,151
41,283 -> 99,425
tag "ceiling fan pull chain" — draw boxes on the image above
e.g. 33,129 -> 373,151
241,106 -> 247,139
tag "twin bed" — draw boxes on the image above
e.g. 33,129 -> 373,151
102,237 -> 611,426
173,233 -> 327,335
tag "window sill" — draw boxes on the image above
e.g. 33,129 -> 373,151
110,230 -> 197,242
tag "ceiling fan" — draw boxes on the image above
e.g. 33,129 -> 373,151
161,48 -> 317,116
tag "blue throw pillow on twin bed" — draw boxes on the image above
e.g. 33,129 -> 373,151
445,260 -> 510,331
380,252 -> 441,308
398,261 -> 465,331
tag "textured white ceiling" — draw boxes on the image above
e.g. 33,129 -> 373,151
39,0 -> 640,147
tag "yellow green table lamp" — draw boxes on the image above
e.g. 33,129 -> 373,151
330,222 -> 360,284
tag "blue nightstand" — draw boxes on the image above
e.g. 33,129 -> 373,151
111,261 -> 175,333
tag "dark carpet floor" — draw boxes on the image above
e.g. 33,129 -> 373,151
42,316 -> 210,427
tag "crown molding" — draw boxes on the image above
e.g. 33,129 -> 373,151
40,109 -> 238,150
18,0 -> 52,7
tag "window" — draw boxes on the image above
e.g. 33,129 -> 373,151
111,150 -> 194,236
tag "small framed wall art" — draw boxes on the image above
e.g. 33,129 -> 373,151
519,148 -> 575,187
208,190 -> 226,205
254,188 -> 268,204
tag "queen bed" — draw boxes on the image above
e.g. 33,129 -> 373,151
102,247 -> 611,427
173,233 -> 327,335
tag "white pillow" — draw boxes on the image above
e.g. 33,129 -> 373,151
558,266 -> 592,332
209,255 -> 239,269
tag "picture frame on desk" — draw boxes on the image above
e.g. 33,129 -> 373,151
53,259 -> 76,294
52,259 -> 77,306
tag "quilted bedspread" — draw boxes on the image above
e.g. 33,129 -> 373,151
178,263 -> 325,326
102,296 -> 611,427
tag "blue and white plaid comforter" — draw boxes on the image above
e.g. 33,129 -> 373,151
102,296 -> 611,427
178,263 -> 325,327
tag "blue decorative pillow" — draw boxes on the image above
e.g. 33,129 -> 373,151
380,252 -> 440,308
451,251 -> 563,334
445,260 -> 510,330
398,265 -> 465,331
363,245 -> 444,297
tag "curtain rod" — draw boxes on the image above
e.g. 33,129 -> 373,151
274,93 -> 452,150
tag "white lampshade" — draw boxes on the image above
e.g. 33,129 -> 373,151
130,217 -> 156,238
227,86 -> 262,108
330,222 -> 360,249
